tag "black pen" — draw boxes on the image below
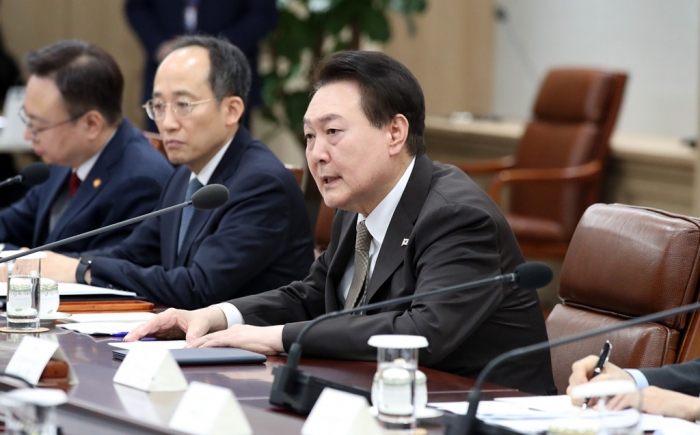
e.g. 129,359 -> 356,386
582,340 -> 612,409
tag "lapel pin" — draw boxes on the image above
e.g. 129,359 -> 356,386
401,238 -> 409,247
92,178 -> 102,189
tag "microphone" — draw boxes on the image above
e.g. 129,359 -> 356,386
0,162 -> 50,188
0,183 -> 229,265
269,262 -> 553,415
443,301 -> 700,435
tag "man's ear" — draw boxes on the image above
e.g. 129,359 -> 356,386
223,96 -> 245,126
387,114 -> 409,156
81,110 -> 106,139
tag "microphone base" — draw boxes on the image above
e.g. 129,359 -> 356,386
269,364 -> 371,415
444,414 -> 527,435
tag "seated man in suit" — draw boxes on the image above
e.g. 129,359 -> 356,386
125,50 -> 556,394
568,356 -> 700,421
0,40 -> 172,253
42,36 -> 314,309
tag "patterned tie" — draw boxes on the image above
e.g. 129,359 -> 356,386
178,178 -> 203,252
344,220 -> 372,309
69,172 -> 81,198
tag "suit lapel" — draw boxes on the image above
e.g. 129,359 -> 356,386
175,128 -> 250,266
324,211 -> 357,311
163,168 -> 191,268
48,121 -> 129,241
365,155 -> 434,303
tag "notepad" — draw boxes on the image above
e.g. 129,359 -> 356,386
112,347 -> 266,366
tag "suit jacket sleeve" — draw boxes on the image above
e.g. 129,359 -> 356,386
0,187 -> 42,249
90,170 -> 303,309
235,201 -> 510,366
640,359 -> 700,396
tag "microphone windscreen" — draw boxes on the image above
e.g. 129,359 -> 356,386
19,162 -> 50,186
514,262 -> 553,289
191,184 -> 229,210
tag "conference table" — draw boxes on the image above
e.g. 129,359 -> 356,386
0,325 -> 521,434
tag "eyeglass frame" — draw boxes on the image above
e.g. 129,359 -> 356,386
142,97 -> 219,121
18,106 -> 87,142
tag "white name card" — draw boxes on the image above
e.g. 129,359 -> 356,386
302,388 -> 382,435
113,347 -> 187,392
5,336 -> 77,386
169,381 -> 252,435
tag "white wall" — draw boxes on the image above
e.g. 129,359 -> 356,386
492,0 -> 699,137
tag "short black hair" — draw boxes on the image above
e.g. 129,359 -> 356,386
312,51 -> 426,156
169,35 -> 251,108
25,39 -> 123,125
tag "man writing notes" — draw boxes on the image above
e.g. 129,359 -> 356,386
42,36 -> 313,309
127,50 -> 556,394
0,40 -> 172,253
568,356 -> 700,421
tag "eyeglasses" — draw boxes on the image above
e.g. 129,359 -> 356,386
18,106 -> 85,142
142,98 -> 218,121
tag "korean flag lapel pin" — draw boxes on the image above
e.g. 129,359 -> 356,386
401,238 -> 409,247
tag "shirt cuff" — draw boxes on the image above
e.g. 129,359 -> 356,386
624,369 -> 649,389
214,303 -> 244,328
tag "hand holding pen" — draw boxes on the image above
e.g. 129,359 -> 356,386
582,340 -> 612,409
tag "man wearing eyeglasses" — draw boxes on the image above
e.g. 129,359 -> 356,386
41,36 -> 314,310
0,40 -> 173,253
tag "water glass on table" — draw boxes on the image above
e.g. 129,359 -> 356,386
5,255 -> 42,331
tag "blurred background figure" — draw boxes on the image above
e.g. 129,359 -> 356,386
125,0 -> 278,132
0,0 -> 24,208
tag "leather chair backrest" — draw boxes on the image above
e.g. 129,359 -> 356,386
547,203 -> 700,393
510,69 -> 627,242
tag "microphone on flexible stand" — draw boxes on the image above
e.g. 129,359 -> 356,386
269,262 -> 553,415
443,300 -> 700,435
0,183 -> 229,265
0,162 -> 50,189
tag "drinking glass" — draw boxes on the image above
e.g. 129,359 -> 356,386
39,278 -> 59,318
5,255 -> 42,330
0,388 -> 67,435
368,335 -> 429,432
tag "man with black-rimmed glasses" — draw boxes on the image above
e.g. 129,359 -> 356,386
42,36 -> 313,310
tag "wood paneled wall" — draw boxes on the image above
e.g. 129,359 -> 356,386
0,0 -> 146,127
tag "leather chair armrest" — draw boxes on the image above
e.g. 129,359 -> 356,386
488,160 -> 602,206
448,155 -> 517,174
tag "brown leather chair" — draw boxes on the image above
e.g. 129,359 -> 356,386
454,68 -> 627,260
546,203 -> 700,393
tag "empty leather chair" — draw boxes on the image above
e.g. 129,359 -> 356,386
454,68 -> 627,260
546,203 -> 700,393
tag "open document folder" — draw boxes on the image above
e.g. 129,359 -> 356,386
430,395 -> 700,434
0,282 -> 138,300
57,312 -> 156,335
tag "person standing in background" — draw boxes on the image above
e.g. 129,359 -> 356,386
125,0 -> 278,131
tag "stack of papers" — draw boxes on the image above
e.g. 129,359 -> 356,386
429,395 -> 700,434
57,312 -> 155,335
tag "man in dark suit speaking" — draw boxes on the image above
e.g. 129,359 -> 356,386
0,40 -> 172,254
42,36 -> 313,309
127,51 -> 556,394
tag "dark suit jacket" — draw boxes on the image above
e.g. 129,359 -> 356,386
125,0 -> 278,109
641,359 -> 700,396
0,118 -> 172,253
89,127 -> 314,309
233,155 -> 556,395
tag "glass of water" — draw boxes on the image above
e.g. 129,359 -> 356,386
5,255 -> 42,331
368,335 -> 429,433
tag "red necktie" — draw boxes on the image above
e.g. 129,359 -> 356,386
69,172 -> 81,198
